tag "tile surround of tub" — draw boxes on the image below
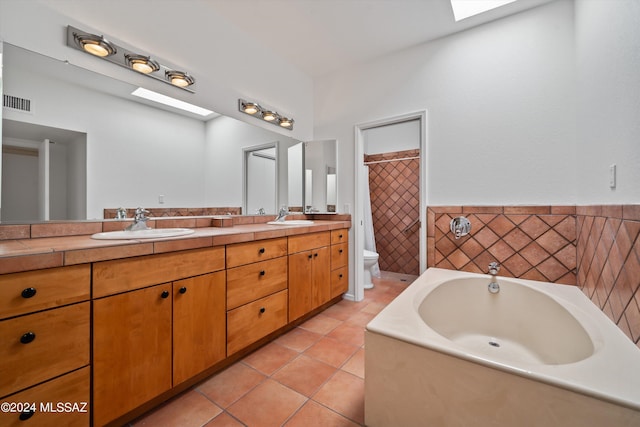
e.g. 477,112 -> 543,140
427,206 -> 577,284
427,204 -> 640,348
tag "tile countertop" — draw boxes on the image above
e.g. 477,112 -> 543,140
0,219 -> 351,275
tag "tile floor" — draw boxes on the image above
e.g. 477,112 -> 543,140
130,271 -> 415,427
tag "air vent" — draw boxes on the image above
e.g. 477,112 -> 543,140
3,94 -> 32,113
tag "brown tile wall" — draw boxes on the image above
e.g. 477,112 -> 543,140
365,149 -> 420,275
427,204 -> 640,347
576,205 -> 640,346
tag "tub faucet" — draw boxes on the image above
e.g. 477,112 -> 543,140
274,205 -> 289,222
125,207 -> 151,231
488,262 -> 500,294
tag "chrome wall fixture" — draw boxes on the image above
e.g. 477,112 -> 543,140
450,216 -> 471,239
67,25 -> 196,92
239,99 -> 294,131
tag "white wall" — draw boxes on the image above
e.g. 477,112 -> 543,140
315,0 -> 577,208
575,0 -> 640,203
0,0 -> 314,141
364,119 -> 421,155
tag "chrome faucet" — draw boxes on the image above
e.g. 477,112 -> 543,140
274,205 -> 289,222
256,207 -> 266,215
125,207 -> 151,231
115,207 -> 127,219
488,262 -> 500,294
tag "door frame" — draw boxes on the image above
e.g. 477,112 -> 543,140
352,110 -> 428,302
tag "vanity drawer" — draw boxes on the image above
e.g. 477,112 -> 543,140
331,266 -> 349,299
226,237 -> 288,268
0,302 -> 90,397
330,243 -> 348,270
288,231 -> 330,254
227,290 -> 288,355
93,246 -> 225,297
227,257 -> 288,310
0,265 -> 90,320
331,228 -> 348,245
0,366 -> 90,427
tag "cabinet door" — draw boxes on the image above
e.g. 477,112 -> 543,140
173,272 -> 226,385
288,251 -> 313,321
311,246 -> 331,309
93,284 -> 172,427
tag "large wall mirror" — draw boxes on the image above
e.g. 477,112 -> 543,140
0,43 -> 321,222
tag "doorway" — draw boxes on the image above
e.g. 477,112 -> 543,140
353,111 -> 428,302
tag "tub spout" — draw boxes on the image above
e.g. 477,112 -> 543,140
488,262 -> 500,294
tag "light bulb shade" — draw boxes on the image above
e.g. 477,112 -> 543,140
165,70 -> 195,87
279,117 -> 294,128
73,32 -> 116,57
125,54 -> 160,74
262,111 -> 277,121
241,102 -> 261,115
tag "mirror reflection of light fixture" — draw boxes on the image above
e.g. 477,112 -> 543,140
72,32 -> 116,57
238,98 -> 294,131
125,54 -> 160,74
67,25 -> 197,93
165,70 -> 195,88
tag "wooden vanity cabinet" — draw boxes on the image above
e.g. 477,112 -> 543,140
288,231 -> 332,321
330,228 -> 349,298
0,265 -> 90,427
226,238 -> 289,355
92,247 -> 226,427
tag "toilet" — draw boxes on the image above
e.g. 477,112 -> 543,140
363,249 -> 379,289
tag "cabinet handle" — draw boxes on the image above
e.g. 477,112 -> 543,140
339,249 -> 343,254
19,410 -> 35,421
314,253 -> 318,258
308,254 -> 313,259
259,247 -> 265,254
339,274 -> 343,278
20,331 -> 36,344
259,307 -> 266,314
259,270 -> 266,276
339,234 -> 343,239
179,286 -> 187,294
21,287 -> 37,299
161,290 -> 170,299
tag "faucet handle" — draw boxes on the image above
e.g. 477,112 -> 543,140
488,262 -> 500,275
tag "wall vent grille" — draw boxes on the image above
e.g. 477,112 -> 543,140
3,94 -> 32,113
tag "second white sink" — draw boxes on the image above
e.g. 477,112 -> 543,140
91,228 -> 195,240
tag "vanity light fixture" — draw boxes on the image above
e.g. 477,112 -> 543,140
125,54 -> 160,74
238,98 -> 294,131
262,110 -> 278,122
165,70 -> 195,88
72,32 -> 116,57
67,25 -> 197,92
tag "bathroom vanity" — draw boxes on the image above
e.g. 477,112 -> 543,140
0,215 -> 350,427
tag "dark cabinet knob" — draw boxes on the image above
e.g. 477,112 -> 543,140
20,331 -> 36,344
314,253 -> 318,258
308,254 -> 313,259
19,410 -> 35,421
339,234 -> 343,239
259,270 -> 266,276
339,274 -> 343,278
161,290 -> 170,299
339,249 -> 343,254
259,248 -> 265,254
259,307 -> 266,314
21,287 -> 37,299
179,286 -> 187,294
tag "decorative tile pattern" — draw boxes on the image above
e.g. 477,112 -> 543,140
104,207 -> 242,218
576,206 -> 640,346
427,206 -> 577,284
365,149 -> 420,275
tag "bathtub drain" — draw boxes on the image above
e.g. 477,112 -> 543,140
488,341 -> 500,348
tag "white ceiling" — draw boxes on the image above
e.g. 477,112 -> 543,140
41,0 -> 555,78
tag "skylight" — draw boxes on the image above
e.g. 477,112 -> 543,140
450,0 -> 517,22
131,87 -> 215,117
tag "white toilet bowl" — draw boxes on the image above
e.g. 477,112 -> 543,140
363,249 -> 379,290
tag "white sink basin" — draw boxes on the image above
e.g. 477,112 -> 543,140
267,220 -> 314,226
91,228 -> 195,240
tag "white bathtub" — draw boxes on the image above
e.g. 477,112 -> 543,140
365,268 -> 640,427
